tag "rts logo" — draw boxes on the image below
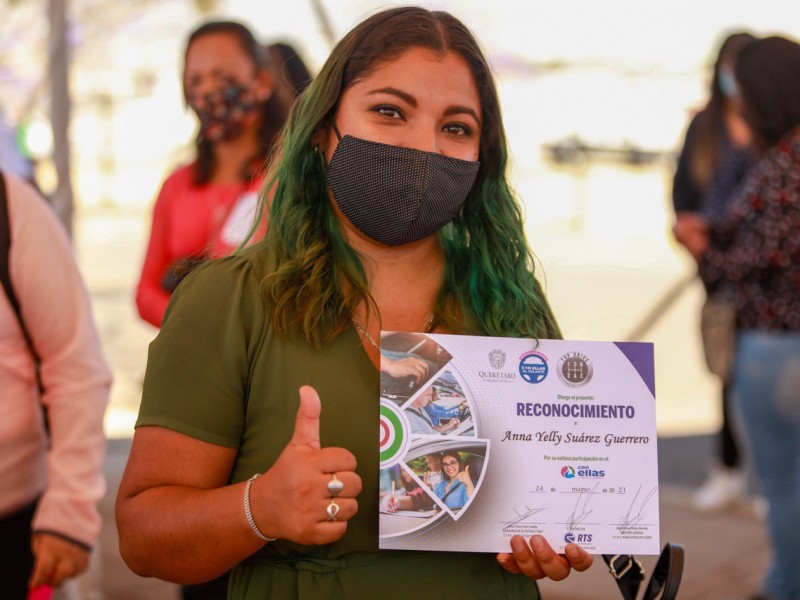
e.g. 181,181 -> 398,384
561,466 -> 576,479
564,532 -> 593,544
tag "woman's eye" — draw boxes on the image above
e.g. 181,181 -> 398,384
374,105 -> 403,120
444,123 -> 472,137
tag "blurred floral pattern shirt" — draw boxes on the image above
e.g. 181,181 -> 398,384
701,129 -> 800,331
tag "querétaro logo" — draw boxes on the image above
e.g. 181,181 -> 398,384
489,348 -> 506,370
561,466 -> 576,478
480,349 -> 516,382
519,351 -> 549,384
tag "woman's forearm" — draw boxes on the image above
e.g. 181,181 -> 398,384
117,482 -> 264,584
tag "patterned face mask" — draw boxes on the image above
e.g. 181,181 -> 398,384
188,79 -> 260,142
325,125 -> 481,246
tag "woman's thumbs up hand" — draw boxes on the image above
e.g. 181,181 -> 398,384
247,386 -> 362,545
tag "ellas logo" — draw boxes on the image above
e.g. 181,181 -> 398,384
561,464 -> 606,478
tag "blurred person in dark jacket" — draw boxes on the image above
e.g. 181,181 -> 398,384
672,32 -> 757,513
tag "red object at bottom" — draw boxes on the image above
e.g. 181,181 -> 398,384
28,586 -> 53,600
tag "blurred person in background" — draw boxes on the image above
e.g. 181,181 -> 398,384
116,8 -> 592,599
676,35 -> 800,600
0,172 -> 111,600
136,22 -> 310,329
136,23 -> 311,598
671,31 -> 756,512
266,42 -> 313,99
0,109 -> 36,186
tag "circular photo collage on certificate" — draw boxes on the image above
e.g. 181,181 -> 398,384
379,333 -> 491,540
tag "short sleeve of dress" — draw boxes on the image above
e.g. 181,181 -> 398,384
136,253 -> 266,448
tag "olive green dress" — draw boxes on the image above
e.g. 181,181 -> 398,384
136,242 -> 539,599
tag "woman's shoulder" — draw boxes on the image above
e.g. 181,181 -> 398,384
162,242 -> 278,322
235,240 -> 279,279
753,132 -> 800,182
682,109 -> 707,139
151,163 -> 198,207
161,162 -> 197,187
776,129 -> 800,164
188,241 -> 277,288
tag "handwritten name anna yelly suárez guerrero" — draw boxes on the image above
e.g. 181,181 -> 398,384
378,335 -> 660,555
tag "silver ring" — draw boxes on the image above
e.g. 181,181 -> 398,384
327,473 -> 344,497
326,500 -> 340,521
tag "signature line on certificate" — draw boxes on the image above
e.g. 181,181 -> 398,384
616,485 -> 658,530
502,505 -> 547,531
564,481 -> 601,531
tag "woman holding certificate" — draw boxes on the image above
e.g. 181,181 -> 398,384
116,7 -> 592,598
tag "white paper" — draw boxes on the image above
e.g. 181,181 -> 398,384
378,333 -> 660,555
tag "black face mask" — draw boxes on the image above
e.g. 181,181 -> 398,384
325,125 -> 480,246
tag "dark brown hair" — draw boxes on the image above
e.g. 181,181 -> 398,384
327,7 -> 504,181
265,42 -> 313,125
268,42 -> 313,95
736,36 -> 800,152
689,32 -> 756,190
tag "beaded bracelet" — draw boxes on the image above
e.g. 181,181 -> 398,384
244,473 -> 276,542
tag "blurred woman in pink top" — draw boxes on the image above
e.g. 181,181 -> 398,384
0,172 -> 111,599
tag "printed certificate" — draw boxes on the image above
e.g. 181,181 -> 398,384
378,333 -> 659,555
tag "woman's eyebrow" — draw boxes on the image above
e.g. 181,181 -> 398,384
444,105 -> 480,124
367,87 -> 417,107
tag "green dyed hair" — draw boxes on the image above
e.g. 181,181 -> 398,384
261,6 -> 561,346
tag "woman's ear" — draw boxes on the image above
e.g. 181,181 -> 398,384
256,67 -> 275,103
311,124 -> 330,155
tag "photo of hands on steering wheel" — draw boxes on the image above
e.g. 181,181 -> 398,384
403,375 -> 473,437
380,332 -> 453,403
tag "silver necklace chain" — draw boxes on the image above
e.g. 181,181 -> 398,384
352,313 -> 435,349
